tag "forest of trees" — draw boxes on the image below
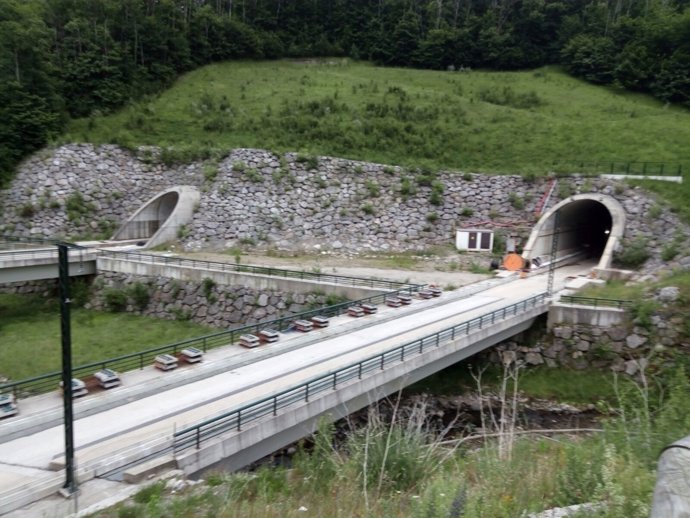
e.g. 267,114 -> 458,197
1,0 -> 689,183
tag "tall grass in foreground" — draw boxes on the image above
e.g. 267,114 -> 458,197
106,367 -> 690,518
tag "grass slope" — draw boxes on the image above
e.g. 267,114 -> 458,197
66,60 -> 690,174
0,294 -> 214,380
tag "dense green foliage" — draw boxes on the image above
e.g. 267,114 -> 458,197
1,0 -> 689,185
66,62 -> 690,174
103,368 -> 690,518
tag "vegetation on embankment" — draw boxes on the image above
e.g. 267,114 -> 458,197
405,362 -> 618,406
0,293 -> 213,380
65,62 -> 689,175
100,366 -> 690,518
3,0 -> 689,185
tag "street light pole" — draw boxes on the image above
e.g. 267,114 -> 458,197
57,243 -> 76,496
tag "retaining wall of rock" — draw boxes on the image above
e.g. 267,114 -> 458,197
489,290 -> 689,375
88,272 -> 345,328
2,145 -> 689,272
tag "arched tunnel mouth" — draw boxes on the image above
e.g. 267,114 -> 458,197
557,199 -> 613,260
525,195 -> 624,270
113,191 -> 180,241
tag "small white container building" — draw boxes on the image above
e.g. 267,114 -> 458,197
456,229 -> 494,252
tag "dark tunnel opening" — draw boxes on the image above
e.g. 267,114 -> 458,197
555,200 -> 613,260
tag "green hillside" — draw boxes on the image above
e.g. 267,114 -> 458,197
65,60 -> 689,174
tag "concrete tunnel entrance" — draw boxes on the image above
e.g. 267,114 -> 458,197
522,194 -> 626,272
111,186 -> 200,249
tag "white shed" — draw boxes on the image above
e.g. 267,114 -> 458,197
456,229 -> 494,252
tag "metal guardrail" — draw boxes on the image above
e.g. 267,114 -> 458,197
0,284 -> 425,399
173,292 -> 548,453
559,295 -> 632,309
552,161 -> 684,177
0,248 -> 58,259
0,235 -> 87,249
99,250 -> 415,292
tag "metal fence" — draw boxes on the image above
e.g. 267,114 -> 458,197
173,292 -> 548,453
99,250 -> 416,292
559,295 -> 632,309
552,161 -> 684,177
0,284 -> 425,399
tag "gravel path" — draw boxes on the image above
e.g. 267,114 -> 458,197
179,251 -> 491,288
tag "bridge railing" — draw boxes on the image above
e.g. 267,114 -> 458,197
559,295 -> 632,309
99,250 -> 414,292
173,292 -> 548,453
0,284 -> 425,399
0,247 -> 58,259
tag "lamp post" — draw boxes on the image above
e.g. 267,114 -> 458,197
57,243 -> 76,496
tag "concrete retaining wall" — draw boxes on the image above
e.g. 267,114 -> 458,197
98,256 -> 383,300
547,302 -> 627,328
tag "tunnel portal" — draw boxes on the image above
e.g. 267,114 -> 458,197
523,194 -> 626,272
111,186 -> 200,249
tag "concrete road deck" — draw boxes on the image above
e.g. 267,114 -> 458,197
0,262 -> 594,516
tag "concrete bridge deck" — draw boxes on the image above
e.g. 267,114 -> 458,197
0,262 -> 593,516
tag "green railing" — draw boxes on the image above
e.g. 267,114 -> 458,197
173,292 -> 548,453
0,284 -> 424,399
560,295 -> 633,309
100,250 -> 415,292
552,161 -> 684,177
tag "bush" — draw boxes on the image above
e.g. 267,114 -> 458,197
361,203 -> 375,215
509,192 -> 525,210
345,407 -> 443,492
399,177 -> 416,197
132,481 -> 164,504
296,153 -> 319,170
631,298 -> 658,329
614,237 -> 650,269
65,191 -> 94,221
429,191 -> 443,205
128,282 -> 150,312
365,179 -> 381,198
203,163 -> 219,183
416,172 -> 436,187
177,224 -> 189,239
70,278 -> 91,308
202,277 -> 216,299
244,168 -> 262,183
426,212 -> 439,223
104,288 -> 128,312
661,242 -> 679,262
18,203 -> 36,218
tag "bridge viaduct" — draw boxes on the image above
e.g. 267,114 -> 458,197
0,250 -> 594,515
